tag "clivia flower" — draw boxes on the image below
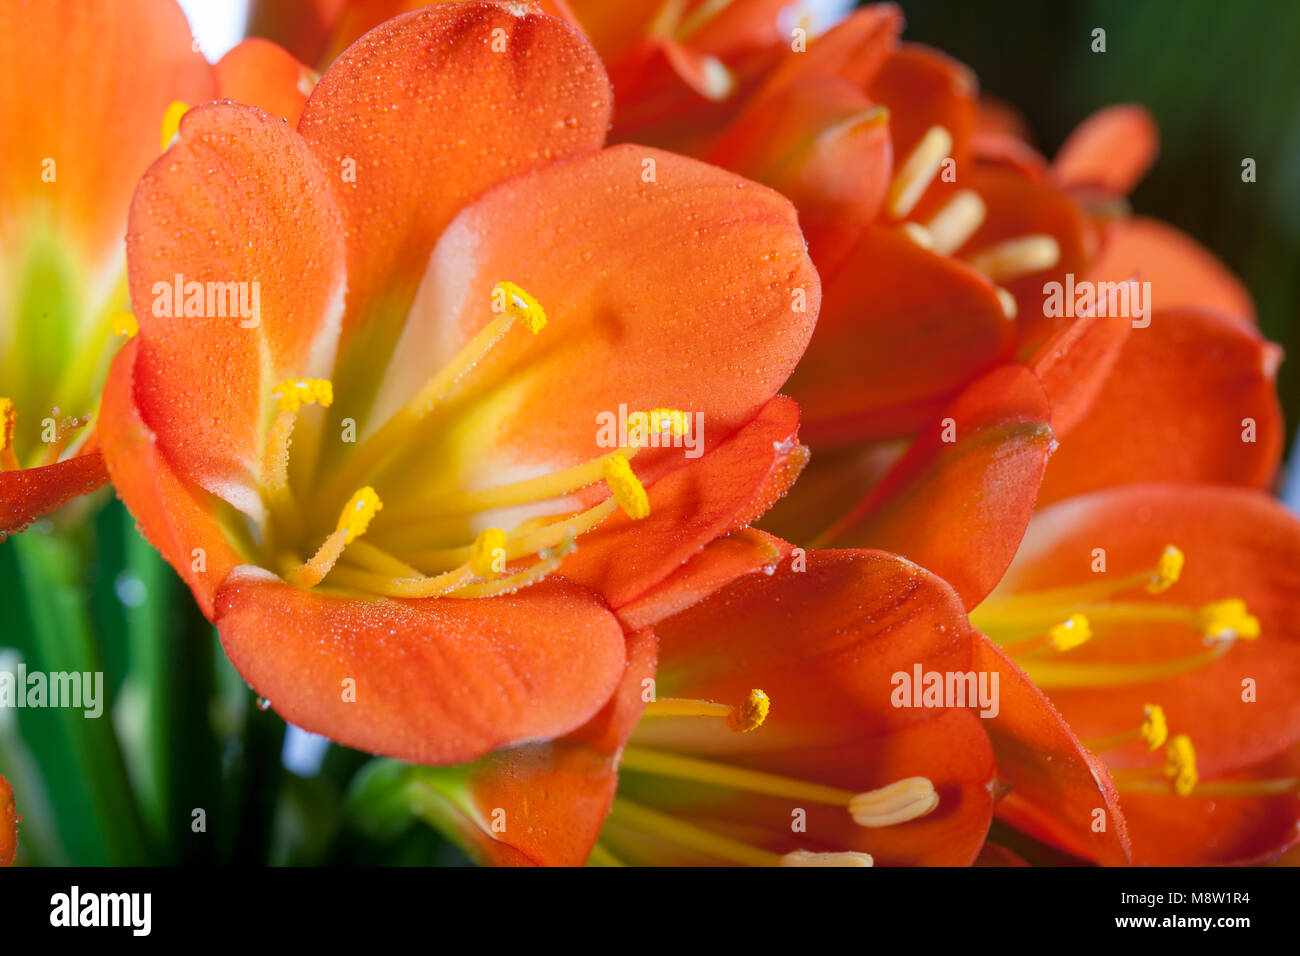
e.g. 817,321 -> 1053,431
0,0 -> 318,540
353,544 -> 1002,867
99,1 -> 818,766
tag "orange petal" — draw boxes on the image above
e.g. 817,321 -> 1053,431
615,528 -> 791,632
1084,215 -> 1257,325
297,3 -> 611,362
1037,308 -> 1282,504
1053,104 -> 1158,197
819,366 -> 1054,610
558,396 -> 808,610
868,42 -> 978,177
752,5 -> 902,104
635,550 -> 996,866
126,102 -> 348,519
98,340 -> 244,618
707,76 -> 891,277
786,226 -> 1013,447
213,568 -> 627,766
973,635 -> 1132,865
246,0 -> 351,66
439,627 -> 657,866
0,452 -> 108,540
1117,747 -> 1300,865
215,38 -> 314,125
0,0 -> 214,272
994,484 -> 1300,774
1029,311 -> 1133,437
370,144 -> 816,502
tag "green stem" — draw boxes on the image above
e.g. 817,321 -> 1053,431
12,526 -> 150,865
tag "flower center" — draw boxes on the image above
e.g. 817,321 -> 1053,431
255,283 -> 683,600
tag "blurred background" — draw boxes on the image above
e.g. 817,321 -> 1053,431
3,0 -> 1297,866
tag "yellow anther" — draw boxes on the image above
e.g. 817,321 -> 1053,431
1195,598 -> 1260,642
602,454 -> 650,520
160,100 -> 189,150
897,222 -> 935,249
848,777 -> 939,828
649,408 -> 688,438
0,398 -> 15,452
470,528 -> 507,578
1147,545 -> 1184,594
995,287 -> 1018,319
1164,734 -> 1198,796
925,188 -> 987,255
1141,704 -> 1168,751
272,379 -> 333,413
724,689 -> 770,733
1049,613 -> 1092,651
780,850 -> 874,867
112,311 -> 138,338
336,487 -> 381,544
495,281 -> 547,334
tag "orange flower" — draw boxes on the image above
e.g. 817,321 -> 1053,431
0,0 -> 320,540
366,544 -> 1000,866
0,774 -> 16,866
99,2 -> 818,766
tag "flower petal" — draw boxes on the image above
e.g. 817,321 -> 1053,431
993,484 -> 1300,774
1037,308 -> 1282,504
296,2 -> 611,361
126,102 -> 348,518
785,226 -> 1012,447
214,38 -> 314,125
1053,104 -> 1158,197
0,453 -> 108,540
820,365 -> 1054,610
214,566 -> 627,766
1084,215 -> 1257,324
973,635 -> 1132,865
98,340 -> 245,618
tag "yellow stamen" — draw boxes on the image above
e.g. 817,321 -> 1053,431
965,234 -> 1060,283
886,125 -> 952,218
111,311 -> 138,338
780,850 -> 874,867
608,797 -> 780,867
470,528 -> 507,578
619,747 -> 938,829
1018,641 -> 1233,689
261,379 -> 334,542
37,412 -> 91,467
643,689 -> 770,733
160,100 -> 189,150
1048,613 -> 1092,651
848,777 -> 939,828
602,454 -> 650,520
925,189 -> 987,255
287,487 -> 380,588
494,281 -> 548,334
1141,703 -> 1168,751
325,563 -> 475,599
0,398 -> 17,470
1146,545 -> 1184,594
1195,598 -> 1260,642
1164,734 -> 1198,796
443,534 -> 574,599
